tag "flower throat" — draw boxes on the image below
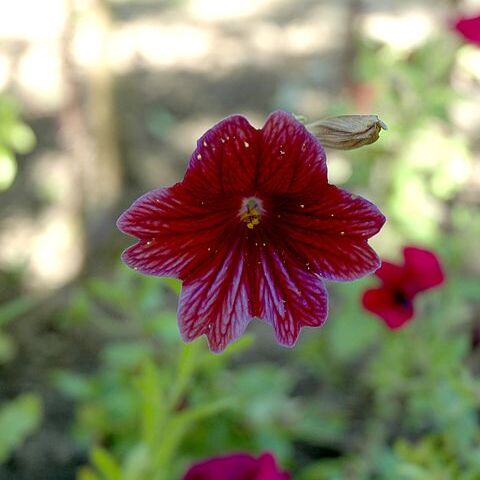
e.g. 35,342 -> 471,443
241,197 -> 262,229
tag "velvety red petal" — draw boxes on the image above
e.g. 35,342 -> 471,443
454,15 -> 480,46
178,230 -> 329,351
182,452 -> 289,480
256,453 -> 291,480
117,184 -> 238,279
178,239 -> 252,353
403,246 -> 445,292
251,245 -> 329,347
375,260 -> 407,286
183,115 -> 260,196
362,287 -> 414,329
276,185 -> 385,281
182,453 -> 258,480
258,110 -> 328,195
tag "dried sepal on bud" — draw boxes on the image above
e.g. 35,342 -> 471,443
306,115 -> 387,150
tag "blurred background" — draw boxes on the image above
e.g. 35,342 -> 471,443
1,0 -> 480,478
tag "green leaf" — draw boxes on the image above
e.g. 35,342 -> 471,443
0,394 -> 43,463
9,122 -> 36,154
102,342 -> 154,371
0,146 -> 17,191
0,333 -> 16,364
77,467 -> 102,480
161,277 -> 182,295
91,447 -> 122,480
0,296 -> 36,328
52,370 -> 93,400
122,443 -> 150,480
153,398 -> 234,480
168,342 -> 203,410
136,360 -> 166,448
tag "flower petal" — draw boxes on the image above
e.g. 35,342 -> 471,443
256,452 -> 291,480
375,260 -> 407,286
178,240 -> 251,353
182,452 -> 289,480
362,287 -> 414,329
258,110 -> 328,194
183,115 -> 260,196
182,453 -> 258,480
454,15 -> 480,46
277,185 -> 385,280
117,184 -> 238,279
403,246 -> 444,292
253,246 -> 329,347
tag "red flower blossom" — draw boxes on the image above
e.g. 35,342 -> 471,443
362,246 -> 444,329
453,14 -> 480,46
118,111 -> 385,351
182,452 -> 290,480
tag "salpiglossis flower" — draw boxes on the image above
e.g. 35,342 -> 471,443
182,452 -> 290,480
362,246 -> 444,329
118,111 -> 385,352
454,14 -> 480,46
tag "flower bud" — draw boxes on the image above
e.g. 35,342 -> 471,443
306,115 -> 387,150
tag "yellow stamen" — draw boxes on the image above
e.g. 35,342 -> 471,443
241,198 -> 262,229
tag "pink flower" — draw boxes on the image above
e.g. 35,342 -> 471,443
453,14 -> 480,46
118,111 -> 385,352
362,246 -> 444,329
182,452 -> 290,480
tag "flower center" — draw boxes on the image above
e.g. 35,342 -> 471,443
240,197 -> 263,229
393,289 -> 411,308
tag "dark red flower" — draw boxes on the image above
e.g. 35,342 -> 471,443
453,14 -> 480,46
118,111 -> 385,351
182,452 -> 290,480
362,246 -> 444,329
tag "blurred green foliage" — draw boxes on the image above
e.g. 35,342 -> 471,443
0,96 -> 35,191
0,394 -> 42,463
0,297 -> 37,364
47,259 -> 480,479
54,269 -> 303,479
0,299 -> 43,465
2,10 -> 480,480
57,33 -> 480,479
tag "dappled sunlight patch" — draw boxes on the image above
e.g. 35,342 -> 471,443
0,209 -> 83,291
362,10 -> 436,51
16,43 -> 66,112
0,0 -> 67,42
188,0 -> 277,21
